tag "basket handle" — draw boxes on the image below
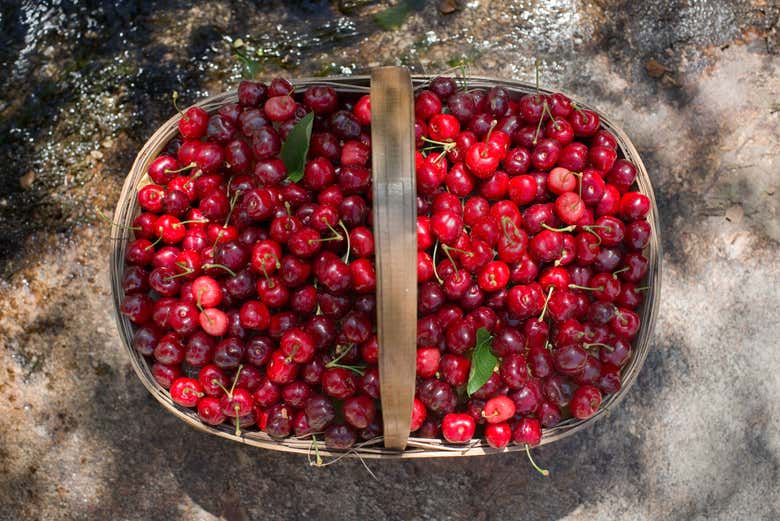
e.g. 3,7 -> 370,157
370,67 -> 418,450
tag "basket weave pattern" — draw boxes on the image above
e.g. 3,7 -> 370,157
111,75 -> 661,458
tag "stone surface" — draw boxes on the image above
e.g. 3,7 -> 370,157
0,1 -> 778,520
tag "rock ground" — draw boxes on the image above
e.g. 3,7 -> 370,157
0,1 -> 778,520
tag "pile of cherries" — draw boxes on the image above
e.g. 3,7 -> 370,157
119,75 -> 652,454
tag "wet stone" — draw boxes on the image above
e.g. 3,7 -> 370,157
0,1 -> 779,520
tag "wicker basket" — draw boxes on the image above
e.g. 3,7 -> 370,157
110,69 -> 661,459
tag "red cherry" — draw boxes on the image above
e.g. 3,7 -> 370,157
441,413 -> 476,443
483,395 -> 516,424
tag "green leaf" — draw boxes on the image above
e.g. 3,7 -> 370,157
280,111 -> 314,183
467,327 -> 498,396
374,0 -> 424,30
233,49 -> 261,78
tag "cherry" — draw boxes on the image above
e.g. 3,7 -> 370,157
120,293 -> 154,324
555,192 -> 585,224
415,90 -> 442,120
485,422 -> 513,449
265,403 -> 293,439
513,417 -> 542,446
197,396 -> 226,425
416,347 -> 441,378
518,93 -> 546,123
151,361 -> 181,389
571,384 -> 602,419
466,141 -> 501,179
610,308 -> 640,339
606,159 -> 637,192
431,210 -> 464,246
440,354 -> 470,387
441,413 -> 475,443
509,379 -> 542,416
198,364 -> 228,398
342,395 -> 376,429
131,323 -> 160,356
321,367 -> 357,400
500,353 -> 531,389
558,142 -> 588,171
419,379 -> 456,414
178,106 -> 209,139
324,423 -> 357,449
410,398 -> 427,432
483,395 -> 516,424
625,220 -> 651,250
238,81 -> 268,107
531,139 -> 561,171
428,113 -> 460,141
220,386 -> 254,418
507,283 -> 545,319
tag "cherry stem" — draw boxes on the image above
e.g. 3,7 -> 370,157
421,136 -> 457,150
432,241 -> 443,284
533,100 -> 555,145
327,362 -> 366,376
202,263 -> 237,277
144,233 -> 163,251
483,119 -> 498,145
459,63 -> 469,92
332,221 -> 350,263
580,224 -> 609,243
285,344 -> 300,364
164,162 -> 197,174
228,364 -> 243,398
310,434 -> 324,466
95,208 -> 140,231
571,102 -> 589,123
635,285 -> 650,292
212,378 -> 231,397
440,244 -> 462,279
542,100 -> 559,130
442,244 -> 473,257
326,345 -> 353,367
163,262 -> 194,281
234,405 -> 242,437
538,286 -> 555,323
525,445 -> 550,477
541,223 -> 577,233
612,266 -> 629,277
568,283 -> 604,292
224,189 -> 242,227
196,286 -> 207,313
501,216 -> 524,244
175,218 -> 208,227
259,263 -> 273,285
172,91 -> 184,116
263,251 -> 282,270
325,345 -> 365,375
308,223 -> 344,245
584,342 -> 614,352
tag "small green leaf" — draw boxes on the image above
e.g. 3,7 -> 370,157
233,49 -> 261,78
374,0 -> 424,30
467,327 -> 498,396
281,111 -> 314,183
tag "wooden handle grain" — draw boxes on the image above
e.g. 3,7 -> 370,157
370,67 -> 417,450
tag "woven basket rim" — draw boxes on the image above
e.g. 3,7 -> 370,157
110,74 -> 662,459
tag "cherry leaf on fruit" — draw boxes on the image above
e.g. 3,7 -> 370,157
467,327 -> 497,397
281,111 -> 314,183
